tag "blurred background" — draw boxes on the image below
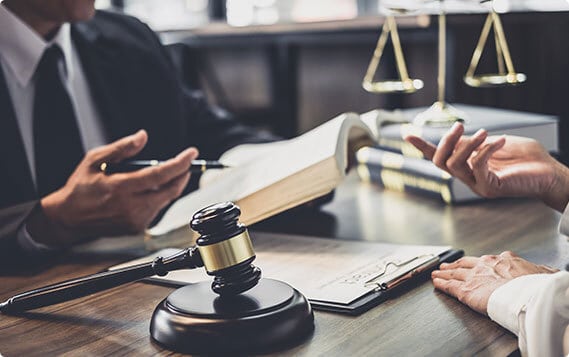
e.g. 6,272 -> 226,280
95,0 -> 569,160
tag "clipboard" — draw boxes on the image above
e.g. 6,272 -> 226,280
109,234 -> 464,316
310,249 -> 464,315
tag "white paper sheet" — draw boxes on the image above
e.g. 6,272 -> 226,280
111,234 -> 450,305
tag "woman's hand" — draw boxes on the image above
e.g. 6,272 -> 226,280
406,122 -> 569,211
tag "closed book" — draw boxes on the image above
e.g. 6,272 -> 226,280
373,104 -> 559,158
356,147 -> 479,204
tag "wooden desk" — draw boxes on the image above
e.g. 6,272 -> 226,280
1,173 -> 567,356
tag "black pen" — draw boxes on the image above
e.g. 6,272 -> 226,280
100,160 -> 229,174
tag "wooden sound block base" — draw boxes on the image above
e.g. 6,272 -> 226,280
150,278 -> 314,354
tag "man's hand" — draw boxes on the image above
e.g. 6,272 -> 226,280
432,251 -> 558,314
405,122 -> 569,212
28,130 -> 198,246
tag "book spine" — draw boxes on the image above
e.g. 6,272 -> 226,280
355,147 -> 479,203
357,164 -> 455,204
356,147 -> 452,181
377,138 -> 425,159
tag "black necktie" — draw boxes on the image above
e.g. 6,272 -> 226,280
33,45 -> 84,197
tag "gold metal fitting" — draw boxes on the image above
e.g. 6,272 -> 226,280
198,231 -> 255,273
362,16 -> 424,94
464,11 -> 526,88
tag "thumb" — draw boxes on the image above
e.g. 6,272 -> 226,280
89,130 -> 148,164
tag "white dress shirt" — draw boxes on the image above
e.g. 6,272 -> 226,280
0,4 -> 107,250
0,4 -> 107,181
487,206 -> 569,357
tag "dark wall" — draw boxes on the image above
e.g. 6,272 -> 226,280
450,13 -> 569,161
177,12 -> 569,160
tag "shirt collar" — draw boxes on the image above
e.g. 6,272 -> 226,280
0,4 -> 74,87
52,22 -> 74,82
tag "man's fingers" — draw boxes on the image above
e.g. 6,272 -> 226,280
88,130 -> 148,164
405,135 -> 437,160
432,122 -> 464,171
432,278 -> 462,298
499,250 -> 517,258
114,147 -> 198,192
144,172 -> 191,211
439,256 -> 479,270
431,268 -> 470,281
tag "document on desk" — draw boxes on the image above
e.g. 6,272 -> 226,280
110,233 -> 460,313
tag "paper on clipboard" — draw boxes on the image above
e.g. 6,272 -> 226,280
111,233 -> 451,305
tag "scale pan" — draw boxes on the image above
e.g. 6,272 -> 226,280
363,78 -> 424,94
464,73 -> 526,88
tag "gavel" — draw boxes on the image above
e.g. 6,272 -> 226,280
0,202 -> 260,312
0,202 -> 314,354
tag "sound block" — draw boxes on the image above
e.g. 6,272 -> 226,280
150,278 -> 314,354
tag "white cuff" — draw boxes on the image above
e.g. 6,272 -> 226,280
16,223 -> 54,254
487,274 -> 556,336
524,271 -> 569,357
559,202 -> 569,236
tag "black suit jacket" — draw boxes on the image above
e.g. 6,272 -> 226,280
0,11 -> 275,264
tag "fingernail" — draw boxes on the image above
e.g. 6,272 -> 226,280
133,130 -> 145,145
180,147 -> 198,159
474,128 -> 486,137
492,135 -> 506,146
451,122 -> 462,130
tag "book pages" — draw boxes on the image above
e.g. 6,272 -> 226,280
147,112 -> 373,238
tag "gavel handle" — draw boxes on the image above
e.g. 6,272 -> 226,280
0,246 -> 203,313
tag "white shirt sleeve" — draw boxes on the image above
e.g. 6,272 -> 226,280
558,203 -> 569,237
487,271 -> 569,357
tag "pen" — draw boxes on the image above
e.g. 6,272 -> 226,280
0,248 -> 198,313
382,255 -> 440,290
100,160 -> 229,174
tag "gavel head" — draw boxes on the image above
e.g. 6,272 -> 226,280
190,202 -> 262,296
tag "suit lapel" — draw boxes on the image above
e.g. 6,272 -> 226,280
71,22 -> 139,142
0,65 -> 36,205
0,17 -> 161,207
70,16 -> 187,161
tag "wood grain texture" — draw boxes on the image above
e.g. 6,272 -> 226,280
1,172 -> 565,356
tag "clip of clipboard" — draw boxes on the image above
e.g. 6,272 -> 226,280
309,249 -> 464,315
364,254 -> 441,291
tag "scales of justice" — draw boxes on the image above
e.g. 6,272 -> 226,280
362,0 -> 526,126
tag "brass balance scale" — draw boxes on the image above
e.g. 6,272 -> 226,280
362,0 -> 526,126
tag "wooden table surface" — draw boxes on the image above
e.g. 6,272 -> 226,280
1,173 -> 567,356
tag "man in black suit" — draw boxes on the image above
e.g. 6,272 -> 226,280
0,0 -> 275,261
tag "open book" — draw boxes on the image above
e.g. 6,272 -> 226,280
145,112 -> 379,249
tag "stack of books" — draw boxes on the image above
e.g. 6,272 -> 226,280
356,104 -> 559,203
